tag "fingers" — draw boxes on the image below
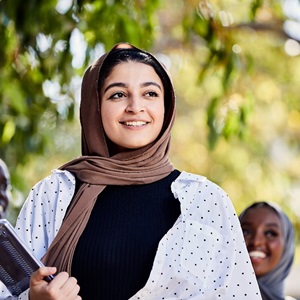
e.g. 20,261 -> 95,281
61,276 -> 81,299
47,272 -> 79,296
30,267 -> 81,300
31,267 -> 56,284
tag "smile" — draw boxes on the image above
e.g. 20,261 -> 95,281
249,251 -> 266,259
122,121 -> 148,127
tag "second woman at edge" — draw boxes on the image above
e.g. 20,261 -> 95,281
11,43 -> 261,299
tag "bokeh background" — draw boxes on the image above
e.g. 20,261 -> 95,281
1,0 -> 299,297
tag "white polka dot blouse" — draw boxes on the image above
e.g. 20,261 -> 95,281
0,170 -> 262,299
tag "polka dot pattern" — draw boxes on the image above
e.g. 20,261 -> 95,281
0,170 -> 75,299
131,172 -> 261,299
0,170 -> 261,299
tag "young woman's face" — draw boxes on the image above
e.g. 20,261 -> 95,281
240,206 -> 285,278
101,61 -> 165,153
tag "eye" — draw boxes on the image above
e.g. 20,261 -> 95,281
241,228 -> 251,237
145,91 -> 159,97
265,230 -> 279,239
109,92 -> 126,100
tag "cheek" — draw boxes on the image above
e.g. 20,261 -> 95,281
271,238 -> 285,263
153,103 -> 165,129
101,111 -> 108,133
158,110 -> 165,129
101,105 -> 116,129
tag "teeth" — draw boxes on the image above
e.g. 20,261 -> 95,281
124,121 -> 146,126
249,251 -> 266,258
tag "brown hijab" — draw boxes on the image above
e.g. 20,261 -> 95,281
42,43 -> 176,274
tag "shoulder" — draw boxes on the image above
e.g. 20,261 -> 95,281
20,169 -> 76,219
172,171 -> 229,199
33,169 -> 76,190
37,169 -> 75,185
173,170 -> 207,183
172,171 -> 238,230
15,170 -> 76,256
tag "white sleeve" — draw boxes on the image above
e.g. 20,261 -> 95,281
15,169 -> 75,259
0,170 -> 75,299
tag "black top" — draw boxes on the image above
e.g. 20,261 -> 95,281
71,170 -> 181,300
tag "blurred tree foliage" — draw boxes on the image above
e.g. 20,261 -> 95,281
0,0 -> 160,190
0,0 -> 300,242
156,0 -> 300,241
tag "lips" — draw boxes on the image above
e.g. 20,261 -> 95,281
249,250 -> 266,262
249,251 -> 267,258
121,121 -> 148,127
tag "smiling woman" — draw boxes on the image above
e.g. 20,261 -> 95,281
100,61 -> 165,154
239,201 -> 295,300
1,43 -> 262,300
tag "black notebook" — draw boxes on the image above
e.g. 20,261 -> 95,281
0,219 -> 53,296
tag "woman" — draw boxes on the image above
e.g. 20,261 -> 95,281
239,201 -> 295,300
1,43 -> 261,299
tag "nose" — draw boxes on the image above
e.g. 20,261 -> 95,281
249,232 -> 265,248
125,96 -> 144,114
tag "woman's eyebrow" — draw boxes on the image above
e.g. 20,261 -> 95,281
241,221 -> 281,228
264,223 -> 281,228
141,81 -> 162,90
104,81 -> 162,93
104,82 -> 127,93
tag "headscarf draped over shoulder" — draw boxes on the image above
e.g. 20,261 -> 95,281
239,201 -> 295,300
42,43 -> 176,273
